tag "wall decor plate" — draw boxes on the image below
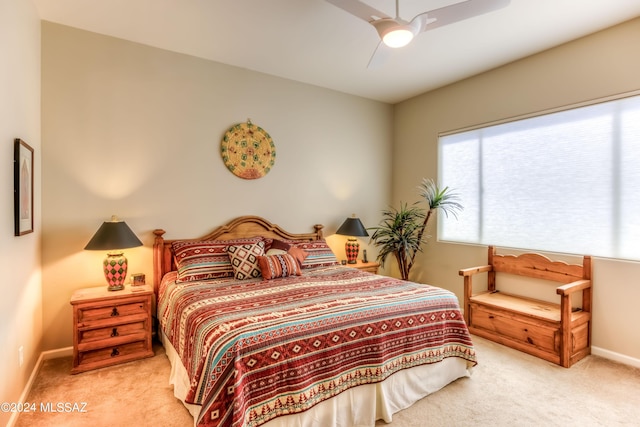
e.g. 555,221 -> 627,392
221,121 -> 276,179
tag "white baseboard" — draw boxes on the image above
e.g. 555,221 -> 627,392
42,346 -> 73,359
6,346 -> 72,427
592,346 -> 640,369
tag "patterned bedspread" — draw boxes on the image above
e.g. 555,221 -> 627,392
158,265 -> 476,427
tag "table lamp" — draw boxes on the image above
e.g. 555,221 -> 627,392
336,214 -> 369,264
84,215 -> 143,291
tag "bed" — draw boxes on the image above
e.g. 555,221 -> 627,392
153,216 -> 476,427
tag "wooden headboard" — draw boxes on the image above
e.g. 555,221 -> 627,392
152,215 -> 324,294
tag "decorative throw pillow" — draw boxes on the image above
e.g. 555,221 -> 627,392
226,241 -> 266,280
265,238 -> 291,256
266,248 -> 287,256
172,238 -> 263,283
287,246 -> 309,267
289,240 -> 339,269
269,239 -> 292,252
257,253 -> 302,280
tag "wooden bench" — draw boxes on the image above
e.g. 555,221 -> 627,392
459,246 -> 592,367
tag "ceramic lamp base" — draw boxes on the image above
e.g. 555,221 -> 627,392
104,251 -> 128,291
345,239 -> 360,264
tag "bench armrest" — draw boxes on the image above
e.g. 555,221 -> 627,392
459,265 -> 492,276
556,279 -> 591,296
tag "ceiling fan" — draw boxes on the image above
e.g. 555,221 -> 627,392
326,0 -> 511,67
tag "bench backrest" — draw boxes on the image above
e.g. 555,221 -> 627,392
488,246 -> 591,291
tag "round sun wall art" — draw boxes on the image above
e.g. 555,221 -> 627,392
221,121 -> 276,179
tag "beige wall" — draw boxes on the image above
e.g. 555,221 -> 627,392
394,17 -> 640,363
41,22 -> 393,350
0,0 -> 42,424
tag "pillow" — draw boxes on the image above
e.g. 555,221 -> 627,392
266,248 -> 287,256
257,253 -> 302,280
289,239 -> 339,269
287,246 -> 309,267
265,238 -> 291,256
172,237 -> 263,283
269,239 -> 292,251
226,241 -> 266,280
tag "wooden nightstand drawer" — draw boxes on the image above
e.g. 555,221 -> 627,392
77,340 -> 150,367
76,298 -> 149,323
78,318 -> 148,344
71,285 -> 154,374
77,331 -> 149,352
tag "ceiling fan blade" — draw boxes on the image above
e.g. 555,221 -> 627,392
367,41 -> 392,69
325,0 -> 391,23
411,0 -> 510,34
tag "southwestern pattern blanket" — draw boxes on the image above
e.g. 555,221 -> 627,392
158,265 -> 476,427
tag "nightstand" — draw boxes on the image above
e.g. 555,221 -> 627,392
346,260 -> 380,274
70,284 -> 154,374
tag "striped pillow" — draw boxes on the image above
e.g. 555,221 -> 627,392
290,239 -> 339,269
257,253 -> 302,280
172,238 -> 263,283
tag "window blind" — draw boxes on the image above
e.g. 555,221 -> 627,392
439,94 -> 640,260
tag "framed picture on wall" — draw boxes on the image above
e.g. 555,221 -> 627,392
14,138 -> 34,236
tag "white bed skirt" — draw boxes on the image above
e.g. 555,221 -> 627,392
160,331 -> 472,427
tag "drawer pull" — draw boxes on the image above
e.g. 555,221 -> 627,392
111,348 -> 120,357
111,328 -> 119,337
111,307 -> 119,317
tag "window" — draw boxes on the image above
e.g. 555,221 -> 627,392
438,93 -> 640,260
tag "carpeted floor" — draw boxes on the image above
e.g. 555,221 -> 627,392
14,335 -> 640,427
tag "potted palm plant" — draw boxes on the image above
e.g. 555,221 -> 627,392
369,178 -> 462,280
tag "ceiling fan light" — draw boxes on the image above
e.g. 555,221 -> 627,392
382,28 -> 414,48
372,18 -> 415,48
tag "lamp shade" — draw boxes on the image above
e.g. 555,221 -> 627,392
84,216 -> 143,251
85,216 -> 142,291
336,216 -> 369,237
